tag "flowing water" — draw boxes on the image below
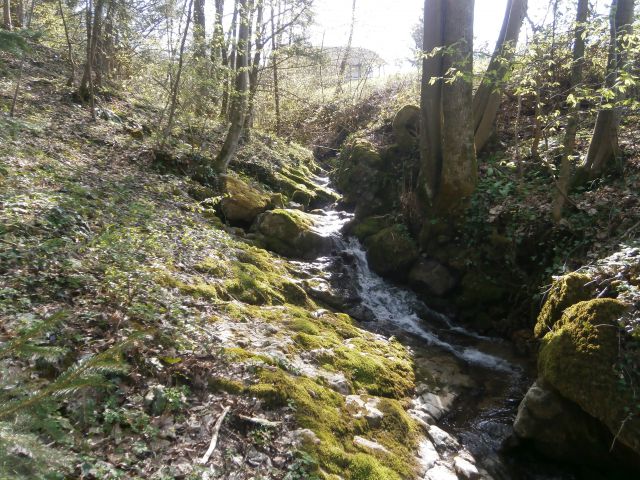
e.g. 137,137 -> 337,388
300,183 -> 585,479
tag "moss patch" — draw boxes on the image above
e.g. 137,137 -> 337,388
535,273 -> 594,338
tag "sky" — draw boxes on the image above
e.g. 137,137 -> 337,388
307,0 -> 609,71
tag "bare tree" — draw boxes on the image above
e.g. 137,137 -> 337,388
335,0 -> 356,96
552,0 -> 589,222
3,0 -> 12,30
578,0 -> 636,182
212,0 -> 250,173
473,0 -> 528,152
193,0 -> 206,58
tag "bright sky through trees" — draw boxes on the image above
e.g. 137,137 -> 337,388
308,0 -> 609,71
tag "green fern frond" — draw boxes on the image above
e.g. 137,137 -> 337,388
0,311 -> 68,359
13,344 -> 68,362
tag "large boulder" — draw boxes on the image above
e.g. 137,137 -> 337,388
391,105 -> 420,152
220,175 -> 270,225
253,209 -> 332,260
537,298 -> 640,455
335,139 -> 384,215
364,225 -> 419,278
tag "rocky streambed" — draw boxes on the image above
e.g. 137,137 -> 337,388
280,177 -> 620,480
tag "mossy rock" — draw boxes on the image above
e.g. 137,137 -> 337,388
391,105 -> 420,153
219,175 -> 270,225
254,209 -> 332,260
539,298 -> 640,455
335,139 -> 383,208
535,273 -> 594,338
364,225 -> 419,278
349,215 -> 395,242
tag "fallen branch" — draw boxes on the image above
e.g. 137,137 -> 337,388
238,414 -> 281,428
200,405 -> 230,465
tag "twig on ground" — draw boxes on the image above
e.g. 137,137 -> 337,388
199,405 -> 230,465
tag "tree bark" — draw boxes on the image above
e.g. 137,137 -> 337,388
551,0 -> 589,222
438,0 -> 477,212
579,0 -> 635,182
212,0 -> 250,173
79,0 -> 105,101
193,0 -> 206,58
221,0 -> 240,118
3,0 -> 12,30
418,0 -> 444,202
472,0 -> 527,152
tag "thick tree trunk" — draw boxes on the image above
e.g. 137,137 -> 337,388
579,0 -> 635,181
438,0 -> 477,212
418,0 -> 444,202
212,0 -> 250,173
419,0 -> 477,214
14,0 -> 23,27
3,0 -> 12,30
472,0 -> 527,152
551,0 -> 589,222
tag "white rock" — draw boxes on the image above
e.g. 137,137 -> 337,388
418,439 -> 440,471
345,395 -> 384,427
453,456 -> 480,480
353,436 -> 390,454
428,425 -> 460,452
425,464 -> 459,480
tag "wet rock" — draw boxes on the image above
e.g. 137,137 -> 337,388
409,259 -> 457,297
416,391 -> 457,421
345,304 -> 377,322
220,175 -> 270,224
453,456 -> 480,479
428,425 -> 460,452
365,224 -> 419,278
353,436 -> 389,454
346,395 -> 384,427
253,209 -> 332,259
303,277 -> 360,311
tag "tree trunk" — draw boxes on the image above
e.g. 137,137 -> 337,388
221,0 -> 240,118
270,1 -> 282,136
3,0 -> 12,30
335,0 -> 356,96
14,0 -> 23,27
551,0 -> 589,222
243,0 -> 265,140
212,0 -> 250,173
58,0 -> 76,86
79,0 -> 105,101
193,0 -> 206,58
579,0 -> 635,182
163,0 -> 193,142
418,0 -> 444,202
438,0 -> 477,212
472,0 -> 527,152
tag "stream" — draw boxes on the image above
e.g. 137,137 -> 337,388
294,177 -> 587,480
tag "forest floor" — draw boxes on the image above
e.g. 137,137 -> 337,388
0,46 -> 428,480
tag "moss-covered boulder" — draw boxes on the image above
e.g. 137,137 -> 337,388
537,298 -> 640,455
534,273 -> 594,338
347,215 -> 395,242
391,105 -> 420,152
220,175 -> 270,225
254,209 -> 332,260
364,225 -> 419,278
335,139 -> 384,214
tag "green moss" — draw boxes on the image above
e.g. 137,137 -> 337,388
349,453 -> 401,480
194,257 -> 229,277
207,376 -> 245,394
538,298 -> 640,453
364,225 -> 419,277
352,215 -> 395,241
535,273 -> 594,338
221,347 -> 276,366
